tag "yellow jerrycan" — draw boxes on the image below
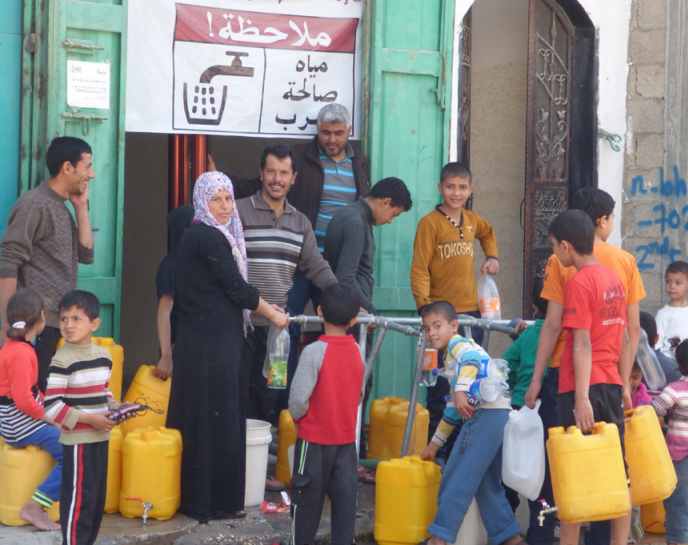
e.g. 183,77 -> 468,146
367,397 -> 429,460
120,426 -> 182,521
120,365 -> 171,437
56,337 -> 123,402
105,426 -> 123,513
624,405 -> 677,506
547,422 -> 630,523
641,500 -> 666,534
275,409 -> 297,486
0,442 -> 59,525
375,456 -> 442,545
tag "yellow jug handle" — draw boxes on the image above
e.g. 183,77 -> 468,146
624,408 -> 635,417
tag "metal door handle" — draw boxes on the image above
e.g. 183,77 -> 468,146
62,40 -> 104,53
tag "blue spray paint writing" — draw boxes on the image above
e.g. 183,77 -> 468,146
632,166 -> 686,271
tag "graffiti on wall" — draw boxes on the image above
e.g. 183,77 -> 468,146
632,166 -> 686,271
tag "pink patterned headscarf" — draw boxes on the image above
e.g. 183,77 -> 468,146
193,171 -> 251,331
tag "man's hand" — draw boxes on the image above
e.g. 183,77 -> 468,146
454,391 -> 473,419
524,380 -> 541,409
156,354 -> 173,380
480,258 -> 500,275
622,389 -> 633,412
574,396 -> 595,433
68,180 -> 89,209
421,441 -> 440,462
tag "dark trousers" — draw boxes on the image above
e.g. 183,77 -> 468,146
245,326 -> 279,423
60,441 -> 108,545
290,438 -> 358,545
34,325 -> 61,394
525,367 -> 558,545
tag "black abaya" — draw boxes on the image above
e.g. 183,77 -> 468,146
166,223 -> 260,522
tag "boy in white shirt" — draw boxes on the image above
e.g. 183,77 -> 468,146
657,261 -> 688,360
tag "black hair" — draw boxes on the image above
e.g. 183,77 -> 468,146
549,210 -> 595,255
46,137 -> 92,177
6,289 -> 45,340
440,162 -> 472,184
631,361 -> 642,373
59,290 -> 100,321
368,177 -> 413,211
260,143 -> 297,173
532,278 -> 548,317
639,311 -> 658,348
421,301 -> 458,324
666,261 -> 688,279
675,339 -> 688,376
320,283 -> 360,327
570,188 -> 615,227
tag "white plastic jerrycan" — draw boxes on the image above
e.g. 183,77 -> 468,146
502,400 -> 545,500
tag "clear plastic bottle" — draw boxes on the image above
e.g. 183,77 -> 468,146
267,326 -> 290,389
637,329 -> 667,391
478,273 -> 502,321
488,358 -> 510,381
419,348 -> 438,387
420,370 -> 438,388
468,376 -> 509,405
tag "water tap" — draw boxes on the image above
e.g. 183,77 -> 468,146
537,499 -> 558,526
125,497 -> 154,524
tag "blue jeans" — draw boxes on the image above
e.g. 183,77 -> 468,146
526,367 -> 558,545
6,424 -> 63,504
664,455 -> 688,544
429,408 -> 521,544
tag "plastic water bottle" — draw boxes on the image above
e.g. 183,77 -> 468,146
488,358 -> 510,381
478,273 -> 501,321
267,326 -> 290,389
419,348 -> 438,387
637,329 -> 667,391
432,358 -> 459,381
468,376 -> 509,405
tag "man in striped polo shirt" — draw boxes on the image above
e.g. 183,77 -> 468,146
235,143 -> 337,427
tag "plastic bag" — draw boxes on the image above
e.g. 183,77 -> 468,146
502,400 -> 545,501
637,329 -> 667,391
263,325 -> 290,389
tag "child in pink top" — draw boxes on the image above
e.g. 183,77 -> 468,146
652,339 -> 688,545
630,362 -> 653,407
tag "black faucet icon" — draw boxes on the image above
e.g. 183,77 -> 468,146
183,51 -> 255,126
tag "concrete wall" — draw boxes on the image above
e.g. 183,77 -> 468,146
470,0 -> 529,357
622,0 -> 669,313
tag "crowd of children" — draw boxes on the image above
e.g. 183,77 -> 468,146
3,159 -> 688,545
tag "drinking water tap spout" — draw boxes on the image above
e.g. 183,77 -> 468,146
125,497 -> 154,524
537,499 -> 558,526
199,51 -> 254,83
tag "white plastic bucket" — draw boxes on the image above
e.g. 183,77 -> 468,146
245,419 -> 272,507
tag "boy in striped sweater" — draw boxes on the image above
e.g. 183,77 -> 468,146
44,291 -> 119,545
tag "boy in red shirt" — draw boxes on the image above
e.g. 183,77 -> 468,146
288,283 -> 364,545
549,210 -> 631,545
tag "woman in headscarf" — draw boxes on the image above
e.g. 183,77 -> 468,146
166,172 -> 289,522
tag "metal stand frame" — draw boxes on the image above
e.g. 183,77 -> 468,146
290,314 -> 527,458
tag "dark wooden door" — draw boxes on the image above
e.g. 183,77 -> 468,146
523,0 -> 596,315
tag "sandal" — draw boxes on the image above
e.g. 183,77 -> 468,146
357,465 -> 376,484
265,476 -> 286,491
226,510 -> 246,519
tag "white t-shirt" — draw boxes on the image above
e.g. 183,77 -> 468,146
656,304 -> 688,360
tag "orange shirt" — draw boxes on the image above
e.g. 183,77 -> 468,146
411,209 -> 498,312
541,242 -> 646,368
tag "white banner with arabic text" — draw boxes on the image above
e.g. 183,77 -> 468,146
125,0 -> 363,138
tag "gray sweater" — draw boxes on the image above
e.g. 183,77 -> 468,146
237,192 -> 337,326
0,183 -> 93,327
323,198 -> 376,314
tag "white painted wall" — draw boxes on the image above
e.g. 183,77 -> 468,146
451,0 -> 633,247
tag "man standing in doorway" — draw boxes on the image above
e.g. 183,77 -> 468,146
236,143 -> 337,426
0,136 -> 95,392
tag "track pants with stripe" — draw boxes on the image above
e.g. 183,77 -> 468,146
289,438 -> 357,545
60,441 -> 108,545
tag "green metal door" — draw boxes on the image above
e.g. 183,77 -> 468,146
21,0 -> 127,339
366,0 -> 454,401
